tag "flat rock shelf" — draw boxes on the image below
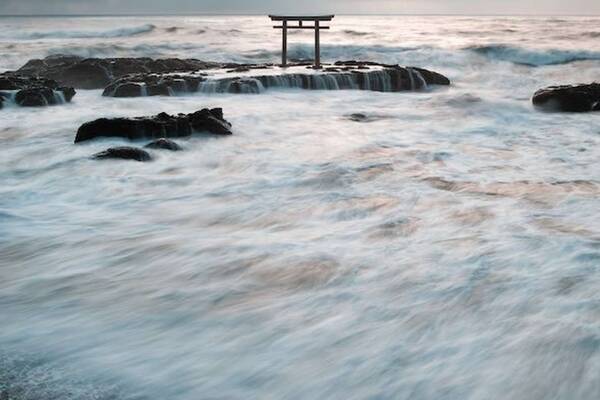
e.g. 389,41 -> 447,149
102,62 -> 450,97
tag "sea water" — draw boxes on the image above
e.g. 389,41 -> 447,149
1,15 -> 600,400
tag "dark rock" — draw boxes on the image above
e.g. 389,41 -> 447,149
348,113 -> 369,122
14,86 -> 76,107
59,86 -> 77,102
102,65 -> 450,97
15,87 -> 55,106
0,73 -> 76,107
147,83 -> 171,96
16,56 -> 223,89
227,67 -> 251,73
335,60 -> 382,66
0,73 -> 59,90
112,83 -> 143,97
346,113 -> 393,122
60,62 -> 112,89
145,138 -> 183,151
75,108 -> 232,143
93,146 -> 152,162
409,67 -> 451,86
102,74 -> 205,97
0,92 -> 6,109
532,83 -> 600,112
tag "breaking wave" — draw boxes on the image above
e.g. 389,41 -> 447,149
243,44 -> 421,62
467,44 -> 600,66
6,24 -> 156,40
342,29 -> 371,36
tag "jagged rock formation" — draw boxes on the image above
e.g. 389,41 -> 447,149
533,83 -> 600,112
16,55 -> 229,89
12,56 -> 450,96
75,108 -> 232,143
0,73 -> 76,107
103,74 -> 206,97
101,62 -> 450,97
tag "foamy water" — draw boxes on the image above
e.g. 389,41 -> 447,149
1,15 -> 600,400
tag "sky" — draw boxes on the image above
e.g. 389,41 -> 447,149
1,0 -> 599,15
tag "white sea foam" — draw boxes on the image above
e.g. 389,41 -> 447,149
1,14 -> 600,400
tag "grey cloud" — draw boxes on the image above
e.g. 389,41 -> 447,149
1,0 -> 599,15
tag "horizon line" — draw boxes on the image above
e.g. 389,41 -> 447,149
1,13 -> 599,17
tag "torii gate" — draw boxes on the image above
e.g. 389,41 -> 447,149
269,15 -> 335,68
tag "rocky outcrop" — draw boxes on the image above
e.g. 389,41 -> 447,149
103,74 -> 206,97
75,108 -> 232,143
93,146 -> 152,162
144,138 -> 183,151
532,83 -> 600,112
0,73 -> 76,108
15,86 -> 75,107
101,63 -> 450,97
13,56 -> 450,94
17,55 -> 224,89
0,74 -> 59,90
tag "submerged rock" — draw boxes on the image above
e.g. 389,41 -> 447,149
145,138 -> 183,151
348,113 -> 369,122
532,83 -> 600,112
16,55 -> 223,89
93,146 -> 152,162
346,112 -> 393,123
0,73 -> 76,108
75,108 -> 232,143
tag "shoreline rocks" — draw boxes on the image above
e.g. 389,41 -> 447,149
103,74 -> 206,97
532,83 -> 600,112
16,55 -> 228,89
11,56 -> 450,96
75,108 -> 232,143
0,73 -> 76,107
101,63 -> 450,97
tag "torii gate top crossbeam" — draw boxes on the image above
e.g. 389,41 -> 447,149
269,15 -> 335,21
268,15 -> 335,68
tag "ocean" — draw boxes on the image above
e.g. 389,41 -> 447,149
1,15 -> 600,400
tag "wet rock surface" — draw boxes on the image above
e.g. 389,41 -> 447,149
0,73 -> 76,107
103,74 -> 206,97
15,86 -> 75,107
144,138 -> 183,151
16,55 -> 225,89
532,83 -> 600,112
75,108 -> 232,143
93,146 -> 152,162
101,62 -> 450,97
0,74 -> 60,91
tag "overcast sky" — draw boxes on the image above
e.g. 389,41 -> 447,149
1,0 -> 599,15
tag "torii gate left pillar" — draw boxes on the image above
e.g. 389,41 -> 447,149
269,15 -> 335,68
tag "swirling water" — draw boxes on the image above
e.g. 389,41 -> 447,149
1,15 -> 600,400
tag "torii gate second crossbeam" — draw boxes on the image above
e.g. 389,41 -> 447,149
269,15 -> 335,68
